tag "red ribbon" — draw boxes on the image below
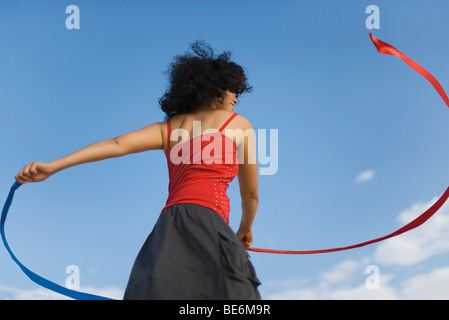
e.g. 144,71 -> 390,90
247,33 -> 449,254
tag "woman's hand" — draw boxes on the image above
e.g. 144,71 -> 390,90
236,226 -> 253,249
15,162 -> 54,184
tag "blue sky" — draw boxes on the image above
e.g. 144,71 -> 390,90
1,0 -> 449,300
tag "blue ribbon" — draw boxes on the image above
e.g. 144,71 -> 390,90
1,181 -> 113,300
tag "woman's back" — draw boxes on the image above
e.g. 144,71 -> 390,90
163,110 -> 241,223
162,109 -> 245,152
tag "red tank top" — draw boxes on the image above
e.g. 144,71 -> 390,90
162,113 -> 239,223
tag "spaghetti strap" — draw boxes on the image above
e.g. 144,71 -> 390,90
219,113 -> 238,132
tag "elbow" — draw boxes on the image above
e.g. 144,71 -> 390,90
110,138 -> 125,157
111,138 -> 119,147
243,191 -> 259,203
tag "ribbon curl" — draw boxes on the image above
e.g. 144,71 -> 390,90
247,33 -> 449,254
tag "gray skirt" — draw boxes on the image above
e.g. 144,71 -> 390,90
123,203 -> 261,300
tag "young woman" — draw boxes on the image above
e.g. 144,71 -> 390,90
15,41 -> 261,299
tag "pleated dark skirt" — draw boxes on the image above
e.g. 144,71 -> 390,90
123,203 -> 261,300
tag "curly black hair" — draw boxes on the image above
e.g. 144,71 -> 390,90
159,40 -> 252,120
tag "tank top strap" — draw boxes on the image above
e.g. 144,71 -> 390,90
219,113 -> 238,132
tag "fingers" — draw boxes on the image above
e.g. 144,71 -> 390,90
15,174 -> 27,184
241,236 -> 253,249
15,162 -> 39,184
27,162 -> 38,178
242,241 -> 251,249
236,228 -> 254,249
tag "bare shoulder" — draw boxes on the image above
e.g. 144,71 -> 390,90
233,113 -> 253,130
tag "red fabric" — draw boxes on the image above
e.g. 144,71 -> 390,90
247,33 -> 449,254
162,113 -> 239,223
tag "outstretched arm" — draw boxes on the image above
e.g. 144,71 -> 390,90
15,122 -> 165,184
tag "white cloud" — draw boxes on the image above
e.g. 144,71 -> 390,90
355,169 -> 375,183
400,267 -> 449,299
0,284 -> 67,300
320,258 -> 368,284
374,196 -> 449,266
0,284 -> 124,300
265,258 -> 398,300
265,263 -> 449,300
